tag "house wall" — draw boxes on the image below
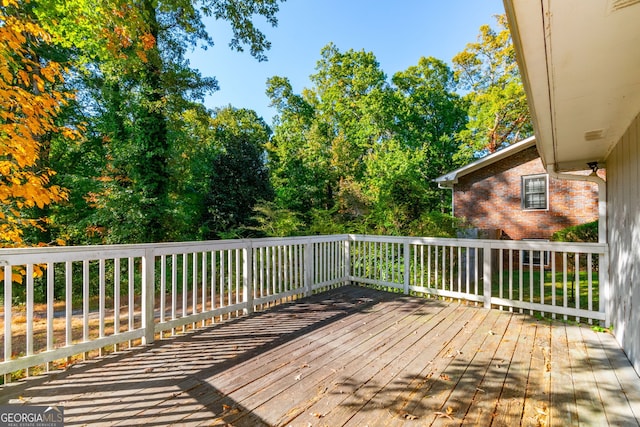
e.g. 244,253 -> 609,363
453,146 -> 599,240
607,112 -> 640,373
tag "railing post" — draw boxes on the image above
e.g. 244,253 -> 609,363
243,243 -> 254,315
142,248 -> 155,345
304,241 -> 314,297
344,236 -> 351,286
403,242 -> 410,295
3,263 -> 12,384
483,243 -> 492,309
600,250 -> 610,327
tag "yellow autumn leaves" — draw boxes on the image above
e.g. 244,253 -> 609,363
1,0 -> 76,247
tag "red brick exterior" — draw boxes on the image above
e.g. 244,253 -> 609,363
453,146 -> 599,240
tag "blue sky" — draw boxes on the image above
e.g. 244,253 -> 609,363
188,1 -> 505,125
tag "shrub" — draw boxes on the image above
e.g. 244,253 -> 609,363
551,220 -> 598,243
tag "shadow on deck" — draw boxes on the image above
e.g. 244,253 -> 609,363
1,285 -> 639,426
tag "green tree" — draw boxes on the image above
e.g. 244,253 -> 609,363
392,57 -> 468,212
35,0 -> 283,244
266,46 -> 468,234
267,44 -> 395,219
200,107 -> 273,239
453,14 -> 532,154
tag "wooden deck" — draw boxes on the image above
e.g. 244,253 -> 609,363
1,285 -> 639,426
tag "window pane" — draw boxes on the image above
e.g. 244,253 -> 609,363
522,176 -> 547,209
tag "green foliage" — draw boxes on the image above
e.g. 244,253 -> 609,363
30,0 -> 283,244
9,5 -> 534,246
453,14 -> 532,154
251,202 -> 305,237
266,45 -> 468,236
203,132 -> 273,238
551,221 -> 598,243
407,212 -> 465,238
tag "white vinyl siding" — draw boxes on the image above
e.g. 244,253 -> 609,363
607,111 -> 640,374
522,174 -> 548,210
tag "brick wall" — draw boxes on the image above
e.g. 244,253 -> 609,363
453,146 -> 599,240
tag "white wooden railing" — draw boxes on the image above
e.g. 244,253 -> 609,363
348,235 -> 608,324
0,234 -> 607,381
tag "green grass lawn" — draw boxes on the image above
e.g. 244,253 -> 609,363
493,269 -> 600,310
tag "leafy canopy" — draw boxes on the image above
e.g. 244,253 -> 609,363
453,14 -> 532,154
0,0 -> 76,247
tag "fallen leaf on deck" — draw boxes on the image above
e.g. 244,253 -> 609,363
434,407 -> 455,420
221,404 -> 240,415
398,410 -> 418,420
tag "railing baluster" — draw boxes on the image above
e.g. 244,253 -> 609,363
483,244 -> 492,309
563,252 -> 568,321
192,251 -> 198,326
3,265 -> 11,383
508,249 -> 513,312
46,262 -> 54,364
211,251 -> 217,314
420,245 -> 424,289
473,244 -> 480,304
498,249 -> 504,310
435,245 -> 439,291
99,258 -> 106,355
448,246 -> 453,293
219,250 -> 225,320
403,242 -> 410,295
83,259 -> 89,349
171,254 -> 177,332
551,251 -> 556,319
588,253 -> 593,324
258,247 -> 264,301
252,247 -> 258,305
114,258 -> 121,345
142,249 -> 155,345
160,255 -> 166,335
235,248 -> 241,314
202,251 -> 207,326
182,253 -> 188,329
228,249 -> 233,313
457,247 -> 462,294
128,257 -> 134,344
518,250 -> 523,314
26,264 -> 34,371
243,244 -> 253,315
575,252 -> 580,323
529,250 -> 534,315
65,261 -> 72,348
540,253 -> 545,318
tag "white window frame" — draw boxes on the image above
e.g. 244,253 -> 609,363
521,173 -> 549,210
522,239 -> 551,267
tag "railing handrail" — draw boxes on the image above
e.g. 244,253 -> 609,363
0,233 -> 607,256
348,234 -> 607,253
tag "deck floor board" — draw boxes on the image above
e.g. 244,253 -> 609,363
1,285 -> 639,427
